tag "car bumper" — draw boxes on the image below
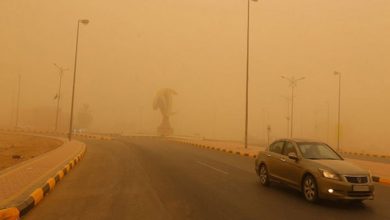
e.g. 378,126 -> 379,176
317,177 -> 374,200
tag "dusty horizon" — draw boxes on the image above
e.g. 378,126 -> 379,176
1,0 -> 390,154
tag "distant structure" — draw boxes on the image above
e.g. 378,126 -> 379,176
153,88 -> 177,136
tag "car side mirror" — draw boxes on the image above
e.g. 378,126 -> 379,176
288,152 -> 299,161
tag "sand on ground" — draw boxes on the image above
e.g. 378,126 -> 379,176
0,133 -> 62,171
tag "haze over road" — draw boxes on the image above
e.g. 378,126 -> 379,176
2,1 -> 390,155
24,138 -> 390,220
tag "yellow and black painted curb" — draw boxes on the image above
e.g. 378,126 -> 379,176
73,133 -> 112,140
170,140 -> 258,159
340,151 -> 390,159
0,148 -> 86,220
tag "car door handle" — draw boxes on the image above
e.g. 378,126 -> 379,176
266,154 -> 271,157
280,158 -> 286,162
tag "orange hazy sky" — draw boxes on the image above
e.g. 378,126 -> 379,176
1,0 -> 389,153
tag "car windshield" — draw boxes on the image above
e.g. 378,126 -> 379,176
297,143 -> 342,160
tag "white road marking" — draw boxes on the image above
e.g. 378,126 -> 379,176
196,161 -> 229,175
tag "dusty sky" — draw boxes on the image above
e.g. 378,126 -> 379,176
1,0 -> 389,153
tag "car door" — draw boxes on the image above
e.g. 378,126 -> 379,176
265,141 -> 285,180
280,141 -> 302,188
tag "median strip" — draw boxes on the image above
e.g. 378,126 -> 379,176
0,147 -> 86,220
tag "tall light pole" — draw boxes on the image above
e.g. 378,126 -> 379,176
326,101 -> 330,143
53,63 -> 68,132
244,0 -> 257,149
334,71 -> 341,151
69,19 -> 89,141
281,75 -> 306,138
280,95 -> 291,137
15,74 -> 21,129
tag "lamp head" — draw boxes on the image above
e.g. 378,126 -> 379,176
79,19 -> 90,25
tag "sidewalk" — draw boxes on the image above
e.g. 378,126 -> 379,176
169,138 -> 390,182
0,138 -> 85,208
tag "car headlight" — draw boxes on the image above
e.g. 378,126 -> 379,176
368,170 -> 373,182
319,169 -> 340,181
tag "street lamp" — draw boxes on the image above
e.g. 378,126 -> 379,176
280,95 -> 291,137
281,75 -> 306,138
53,63 -> 69,132
244,0 -> 258,149
68,19 -> 89,141
15,74 -> 21,129
334,71 -> 341,151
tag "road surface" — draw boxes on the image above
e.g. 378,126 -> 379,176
24,137 -> 390,220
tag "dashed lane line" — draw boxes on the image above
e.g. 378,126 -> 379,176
196,161 -> 229,175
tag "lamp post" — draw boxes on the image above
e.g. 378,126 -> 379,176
334,71 -> 341,151
244,0 -> 258,149
68,19 -> 89,141
15,74 -> 21,129
281,75 -> 306,138
280,95 -> 291,137
53,63 -> 68,132
267,125 -> 271,146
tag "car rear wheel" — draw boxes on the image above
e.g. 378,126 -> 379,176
303,175 -> 318,203
259,164 -> 270,186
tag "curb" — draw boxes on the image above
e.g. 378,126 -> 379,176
340,151 -> 390,159
170,139 -> 258,159
0,128 -> 113,141
73,133 -> 112,141
0,146 -> 86,220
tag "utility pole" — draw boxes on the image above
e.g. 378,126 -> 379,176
326,101 -> 330,143
53,63 -> 69,132
267,125 -> 271,147
69,19 -> 89,141
281,95 -> 291,137
334,71 -> 341,151
281,75 -> 306,138
15,74 -> 21,129
244,0 -> 258,148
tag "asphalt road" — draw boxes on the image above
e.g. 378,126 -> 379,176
24,137 -> 390,220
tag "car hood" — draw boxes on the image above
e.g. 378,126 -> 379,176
311,159 -> 369,175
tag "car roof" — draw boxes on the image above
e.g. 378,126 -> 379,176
275,138 -> 325,144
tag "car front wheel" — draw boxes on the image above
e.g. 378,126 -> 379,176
259,164 -> 270,186
303,175 -> 318,203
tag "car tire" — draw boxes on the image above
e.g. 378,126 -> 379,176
259,164 -> 270,186
302,175 -> 318,203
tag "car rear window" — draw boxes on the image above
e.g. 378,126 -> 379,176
269,141 -> 284,154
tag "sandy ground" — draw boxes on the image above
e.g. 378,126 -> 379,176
0,133 -> 62,171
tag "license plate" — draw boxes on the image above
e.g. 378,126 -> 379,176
353,185 -> 369,192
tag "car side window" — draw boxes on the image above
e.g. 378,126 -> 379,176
269,141 -> 284,154
282,142 -> 297,156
